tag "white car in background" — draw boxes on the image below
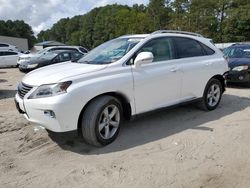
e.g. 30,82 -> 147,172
0,51 -> 22,67
17,46 -> 88,65
15,30 -> 229,146
0,42 -> 19,51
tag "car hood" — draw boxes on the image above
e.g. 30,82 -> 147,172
22,62 -> 108,86
228,58 -> 250,68
21,58 -> 49,66
19,53 -> 37,58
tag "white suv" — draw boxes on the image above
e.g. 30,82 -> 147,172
15,31 -> 229,146
0,42 -> 18,51
17,46 -> 88,65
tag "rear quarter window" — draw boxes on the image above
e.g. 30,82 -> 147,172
79,47 -> 88,53
200,43 -> 215,55
174,37 -> 205,58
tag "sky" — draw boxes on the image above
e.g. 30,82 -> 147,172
0,0 -> 148,35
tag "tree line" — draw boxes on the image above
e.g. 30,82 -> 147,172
0,20 -> 36,49
37,0 -> 250,49
0,0 -> 249,49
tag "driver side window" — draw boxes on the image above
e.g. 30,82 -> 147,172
129,37 -> 175,65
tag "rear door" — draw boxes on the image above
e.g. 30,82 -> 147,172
5,51 -> 19,66
0,51 -> 18,67
173,37 -> 215,100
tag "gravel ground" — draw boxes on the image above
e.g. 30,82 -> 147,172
0,68 -> 250,188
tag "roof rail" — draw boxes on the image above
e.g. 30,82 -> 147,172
151,30 -> 203,37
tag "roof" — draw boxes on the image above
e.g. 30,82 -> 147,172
151,30 -> 203,37
47,50 -> 79,54
231,43 -> 250,47
119,30 -> 204,39
35,41 -> 65,46
119,34 -> 149,38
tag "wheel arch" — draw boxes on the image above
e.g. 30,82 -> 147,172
77,92 -> 132,132
211,74 -> 226,93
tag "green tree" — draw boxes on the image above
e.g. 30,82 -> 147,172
0,20 -> 36,49
147,0 -> 172,30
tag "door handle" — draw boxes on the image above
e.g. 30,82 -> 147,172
170,67 -> 179,72
205,62 -> 212,66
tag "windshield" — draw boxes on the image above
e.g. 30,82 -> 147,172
78,37 -> 143,64
223,46 -> 250,58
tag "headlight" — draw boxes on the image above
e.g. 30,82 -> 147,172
29,81 -> 72,99
232,65 -> 248,71
27,64 -> 38,68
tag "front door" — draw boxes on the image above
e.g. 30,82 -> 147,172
132,37 -> 182,114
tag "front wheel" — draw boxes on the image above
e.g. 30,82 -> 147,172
81,96 -> 123,146
198,78 -> 222,111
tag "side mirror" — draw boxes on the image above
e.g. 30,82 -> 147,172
133,52 -> 154,69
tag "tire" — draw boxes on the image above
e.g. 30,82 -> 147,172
198,78 -> 223,111
81,96 -> 123,146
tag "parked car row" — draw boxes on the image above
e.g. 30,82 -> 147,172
0,42 -> 18,51
15,30 -> 230,147
19,50 -> 84,72
0,45 -> 88,69
0,50 -> 22,67
17,46 -> 88,66
223,44 -> 250,84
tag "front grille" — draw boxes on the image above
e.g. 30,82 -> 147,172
18,82 -> 33,99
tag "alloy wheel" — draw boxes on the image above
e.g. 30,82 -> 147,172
207,84 -> 221,107
98,105 -> 120,140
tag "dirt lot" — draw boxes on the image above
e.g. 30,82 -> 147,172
0,68 -> 250,188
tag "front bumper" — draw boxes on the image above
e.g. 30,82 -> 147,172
19,66 -> 35,73
226,69 -> 250,83
14,92 -> 82,132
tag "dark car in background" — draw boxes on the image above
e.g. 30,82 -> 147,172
19,50 -> 84,73
223,44 -> 250,84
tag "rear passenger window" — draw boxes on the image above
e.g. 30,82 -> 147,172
139,37 -> 175,62
200,43 -> 215,55
72,52 -> 83,59
58,52 -> 71,62
174,37 -> 204,58
5,51 -> 17,55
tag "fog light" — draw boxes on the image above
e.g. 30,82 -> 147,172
239,76 -> 244,80
44,110 -> 56,118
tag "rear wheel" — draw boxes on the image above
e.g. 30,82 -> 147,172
198,78 -> 222,111
81,96 -> 122,146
